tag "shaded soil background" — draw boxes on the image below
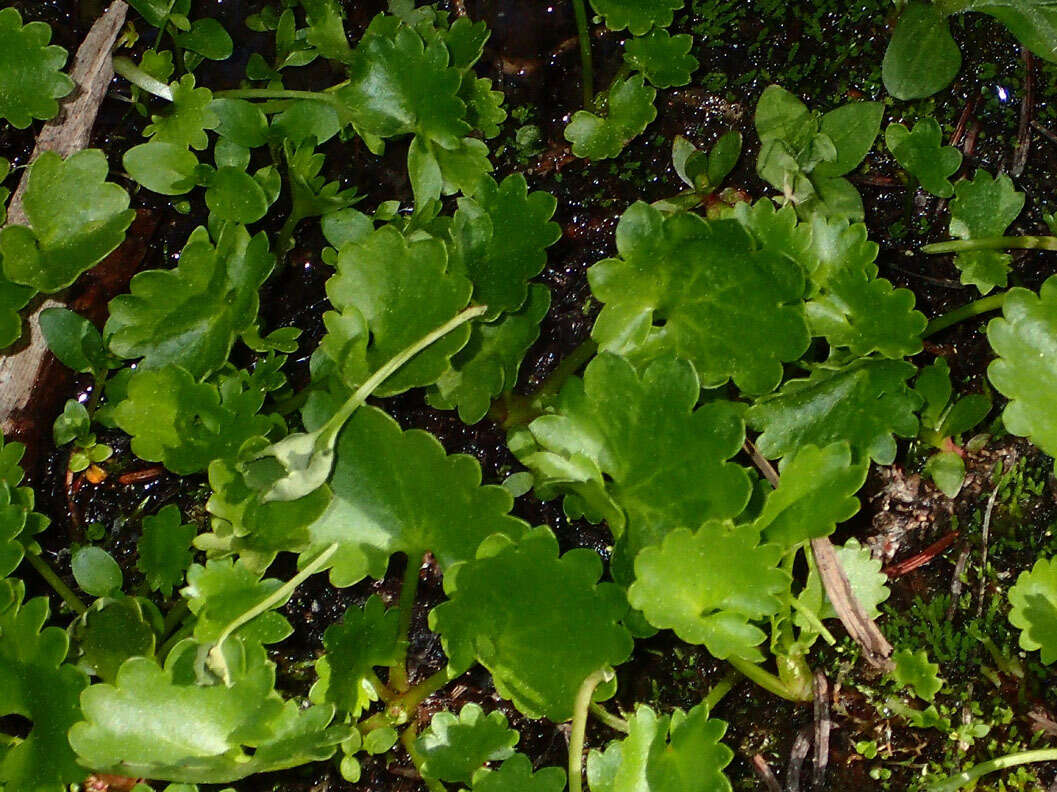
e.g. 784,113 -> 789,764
4,0 -> 1057,790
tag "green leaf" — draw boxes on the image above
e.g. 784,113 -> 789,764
182,559 -> 292,647
587,703 -> 733,792
1008,556 -> 1057,664
924,450 -> 966,498
53,399 -> 90,446
0,150 -> 134,292
205,167 -> 270,224
416,703 -> 519,783
428,284 -> 550,423
138,504 -> 196,597
587,0 -> 685,35
747,357 -> 922,464
965,1 -> 1057,62
126,0 -> 190,28
803,218 -> 925,358
753,443 -> 868,548
624,29 -> 698,88
813,101 -> 883,179
106,224 -> 274,379
145,74 -> 218,151
461,74 -> 506,138
323,225 -> 472,396
629,521 -> 787,661
0,482 -> 29,578
565,75 -> 657,160
0,579 -> 88,792
942,393 -> 991,437
449,173 -> 561,317
589,202 -> 809,394
915,359 -> 953,431
174,18 -> 234,61
71,546 -> 123,598
797,538 -> 889,624
468,754 -> 566,792
71,597 -> 156,683
0,276 -> 33,349
305,405 -> 524,586
755,85 -> 816,155
891,648 -> 943,701
69,639 -> 347,783
39,308 -> 110,374
430,526 -> 633,721
0,8 -> 74,128
210,98 -> 268,148
987,275 -> 1057,459
337,25 -> 468,145
882,3 -> 961,100
516,354 -> 750,575
310,596 -> 400,718
123,141 -> 200,195
707,130 -> 743,188
948,170 -> 1025,293
301,0 -> 353,62
112,365 -> 276,475
270,100 -> 340,145
885,119 -> 962,197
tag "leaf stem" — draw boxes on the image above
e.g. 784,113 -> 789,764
208,543 -> 338,682
569,669 -> 613,792
492,338 -> 597,430
787,594 -> 837,645
571,0 -> 595,108
24,552 -> 87,615
726,656 -> 811,702
213,88 -> 337,103
112,56 -> 174,101
389,554 -> 424,693
922,235 -> 1057,254
589,702 -> 630,733
924,293 -> 1006,337
926,748 -> 1057,792
702,669 -> 739,714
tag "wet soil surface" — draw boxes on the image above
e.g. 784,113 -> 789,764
6,1 -> 1057,790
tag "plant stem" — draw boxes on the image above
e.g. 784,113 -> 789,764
589,702 -> 630,733
571,0 -> 595,108
927,748 -> 1057,792
208,543 -> 338,681
569,669 -> 613,792
213,87 -> 338,103
726,656 -> 810,702
24,552 -> 87,615
702,669 -> 738,714
492,338 -> 597,429
398,667 -> 454,714
389,554 -> 424,693
922,235 -> 1057,254
156,620 -> 194,662
112,56 -> 174,101
787,594 -> 836,645
924,293 -> 1006,337
160,599 -> 190,639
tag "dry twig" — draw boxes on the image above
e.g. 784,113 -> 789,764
752,754 -> 782,792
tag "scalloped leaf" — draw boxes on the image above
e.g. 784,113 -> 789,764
416,703 -> 519,783
891,648 -> 943,701
565,75 -> 657,160
105,224 -> 275,379
322,225 -> 472,397
753,443 -> 868,548
427,284 -> 550,423
144,74 -> 218,151
987,276 -> 1057,459
304,405 -> 525,587
797,537 -> 889,626
885,118 -> 962,198
515,354 -> 750,578
1008,556 -> 1057,664
624,29 -> 698,88
747,357 -> 921,464
137,504 -> 196,597
948,170 -> 1025,294
0,579 -> 88,792
589,202 -> 809,394
430,526 -> 633,721
629,521 -> 787,661
181,558 -> 293,648
0,150 -> 134,292
587,0 -> 685,34
469,754 -> 566,792
310,596 -> 400,718
69,639 -> 347,783
587,703 -> 733,792
0,8 -> 74,128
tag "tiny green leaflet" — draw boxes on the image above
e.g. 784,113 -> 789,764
1008,556 -> 1057,664
415,703 -> 519,783
891,648 -> 944,701
947,170 -> 1025,293
137,504 -> 196,597
565,75 -> 657,160
623,28 -> 699,88
885,118 -> 962,198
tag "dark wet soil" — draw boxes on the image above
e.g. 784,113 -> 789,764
5,1 -> 1057,791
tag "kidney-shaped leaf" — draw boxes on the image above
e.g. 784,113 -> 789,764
0,8 -> 74,128
1008,556 -> 1057,664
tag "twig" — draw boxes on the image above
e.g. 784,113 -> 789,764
813,671 -> 831,789
882,531 -> 959,578
949,94 -> 979,147
945,542 -> 971,619
1031,120 -> 1057,148
976,487 -> 998,619
752,754 -> 782,792
785,725 -> 812,792
744,440 -> 779,487
1010,48 -> 1035,177
116,466 -> 166,485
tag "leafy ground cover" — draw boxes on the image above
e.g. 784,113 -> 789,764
4,1 -> 1057,791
